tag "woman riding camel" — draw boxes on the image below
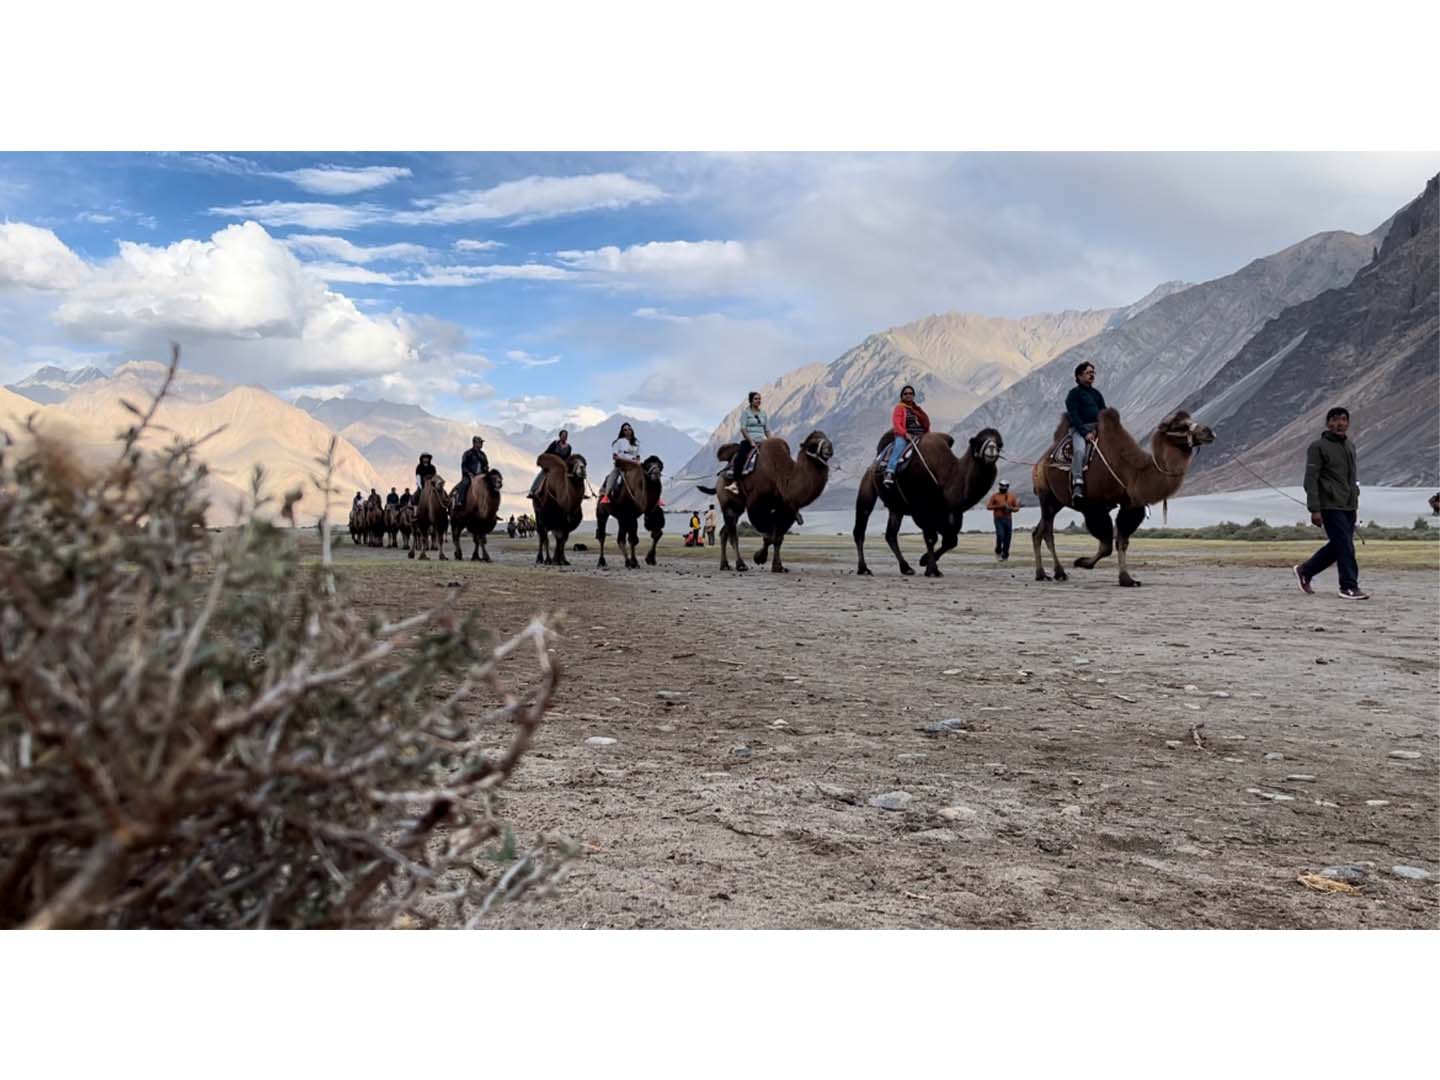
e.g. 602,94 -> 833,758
598,422 -> 640,506
528,429 -> 572,499
883,384 -> 930,487
724,391 -> 770,494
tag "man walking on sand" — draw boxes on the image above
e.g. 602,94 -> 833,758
986,481 -> 1020,561
1294,406 -> 1368,600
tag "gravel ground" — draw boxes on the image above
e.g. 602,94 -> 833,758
335,531 -> 1439,928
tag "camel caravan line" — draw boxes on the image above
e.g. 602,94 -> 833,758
347,403 -> 1212,585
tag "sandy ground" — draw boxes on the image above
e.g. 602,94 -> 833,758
332,531 -> 1439,928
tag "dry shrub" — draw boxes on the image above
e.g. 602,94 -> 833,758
0,347 -> 572,928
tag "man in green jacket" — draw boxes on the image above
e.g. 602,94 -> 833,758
1294,407 -> 1367,600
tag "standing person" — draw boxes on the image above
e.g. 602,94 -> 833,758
704,504 -> 717,546
529,429 -> 572,498
725,391 -> 771,493
1065,361 -> 1106,500
883,384 -> 930,487
1294,407 -> 1367,599
599,423 -> 640,505
689,510 -> 702,544
986,480 -> 1021,561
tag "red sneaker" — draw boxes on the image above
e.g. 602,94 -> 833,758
1292,565 -> 1313,594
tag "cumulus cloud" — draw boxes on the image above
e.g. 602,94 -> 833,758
298,261 -> 572,288
395,173 -> 666,226
454,239 -> 505,252
270,165 -> 412,195
0,222 -> 92,290
492,395 -> 608,431
21,220 -> 477,388
282,234 -> 429,263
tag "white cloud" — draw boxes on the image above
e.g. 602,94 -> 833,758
395,173 -> 665,226
554,240 -> 751,293
209,201 -> 387,230
270,165 -> 412,196
282,234 -> 429,263
77,212 -> 116,224
492,395 -> 608,431
504,349 -> 561,368
633,306 -> 693,323
294,260 -> 571,289
454,239 -> 505,252
0,222 -> 92,290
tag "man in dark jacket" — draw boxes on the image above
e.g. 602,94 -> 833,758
399,487 -> 412,508
385,487 -> 400,507
453,436 -> 489,510
414,454 -> 437,498
1065,361 -> 1105,498
1294,407 -> 1366,599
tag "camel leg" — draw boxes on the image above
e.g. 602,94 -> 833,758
536,528 -> 548,565
1115,505 -> 1146,587
1033,494 -> 1067,581
596,513 -> 609,568
754,537 -> 769,564
646,530 -> 660,566
853,482 -> 877,575
924,530 -> 960,575
555,529 -> 570,566
1073,507 -> 1114,569
884,508 -> 914,576
626,527 -> 640,569
770,533 -> 790,573
920,529 -> 943,577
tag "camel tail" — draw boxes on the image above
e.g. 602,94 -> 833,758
697,484 -> 717,495
1162,498 -> 1168,526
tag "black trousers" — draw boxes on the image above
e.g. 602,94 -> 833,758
1300,509 -> 1358,590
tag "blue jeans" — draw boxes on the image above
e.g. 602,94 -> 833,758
994,518 -> 1013,559
1300,509 -> 1358,590
1070,426 -> 1094,489
886,435 -> 909,473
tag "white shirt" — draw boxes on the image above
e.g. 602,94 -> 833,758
612,437 -> 640,463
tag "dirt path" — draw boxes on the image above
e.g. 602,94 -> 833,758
340,535 -> 1439,928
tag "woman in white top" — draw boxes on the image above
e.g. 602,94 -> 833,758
600,422 -> 640,503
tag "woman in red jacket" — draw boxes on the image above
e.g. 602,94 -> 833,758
884,384 -> 930,486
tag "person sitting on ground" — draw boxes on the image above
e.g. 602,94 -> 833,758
414,453 -> 436,499
986,480 -> 1021,562
385,487 -> 400,508
529,429 -> 572,498
599,423 -> 640,505
452,436 -> 490,511
883,383 -> 930,487
725,391 -> 770,494
1064,361 -> 1105,499
399,487 -> 412,508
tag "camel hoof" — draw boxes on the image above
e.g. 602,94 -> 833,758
918,552 -> 930,566
753,549 -> 768,564
408,551 -> 415,560
1073,558 -> 1091,569
597,557 -> 607,568
1036,570 -> 1048,582
899,564 -> 915,576
772,564 -> 789,573
645,554 -> 656,566
1119,574 -> 1141,587
926,567 -> 943,578
736,562 -> 748,572
857,565 -> 873,576
1054,568 -> 1069,581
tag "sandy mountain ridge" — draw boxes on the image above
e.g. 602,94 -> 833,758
666,293 -> 1184,510
2,368 -> 384,525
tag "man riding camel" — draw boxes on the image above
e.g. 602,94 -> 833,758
529,429 -> 572,499
399,487 -> 412,508
1065,361 -> 1106,500
414,453 -> 437,498
599,422 -> 640,506
352,491 -> 363,511
724,391 -> 770,494
452,436 -> 490,511
366,488 -> 381,509
883,384 -> 930,487
385,487 -> 400,508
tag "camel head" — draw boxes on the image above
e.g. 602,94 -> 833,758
568,453 -> 588,481
1156,411 -> 1215,451
967,428 -> 1003,465
485,470 -> 504,492
642,455 -> 665,483
800,430 -> 833,466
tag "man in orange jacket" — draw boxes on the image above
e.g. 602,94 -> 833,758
883,384 -> 930,487
986,480 -> 1021,561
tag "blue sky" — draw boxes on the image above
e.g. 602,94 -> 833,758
2,151 -> 1438,434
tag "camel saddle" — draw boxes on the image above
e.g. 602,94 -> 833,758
721,442 -> 760,478
871,430 -> 951,478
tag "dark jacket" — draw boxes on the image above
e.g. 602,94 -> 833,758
1304,431 -> 1358,512
461,446 -> 489,477
415,460 -> 437,489
1065,385 -> 1106,431
386,492 -> 399,507
545,439 -> 572,459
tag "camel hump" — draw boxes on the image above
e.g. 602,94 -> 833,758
717,442 -> 739,463
1051,413 -> 1072,443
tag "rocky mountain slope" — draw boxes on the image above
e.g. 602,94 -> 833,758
4,362 -> 109,404
1183,174 -> 1438,493
564,413 -> 701,481
952,229 -> 1381,489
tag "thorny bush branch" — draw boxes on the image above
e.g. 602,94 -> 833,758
0,345 -> 573,928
